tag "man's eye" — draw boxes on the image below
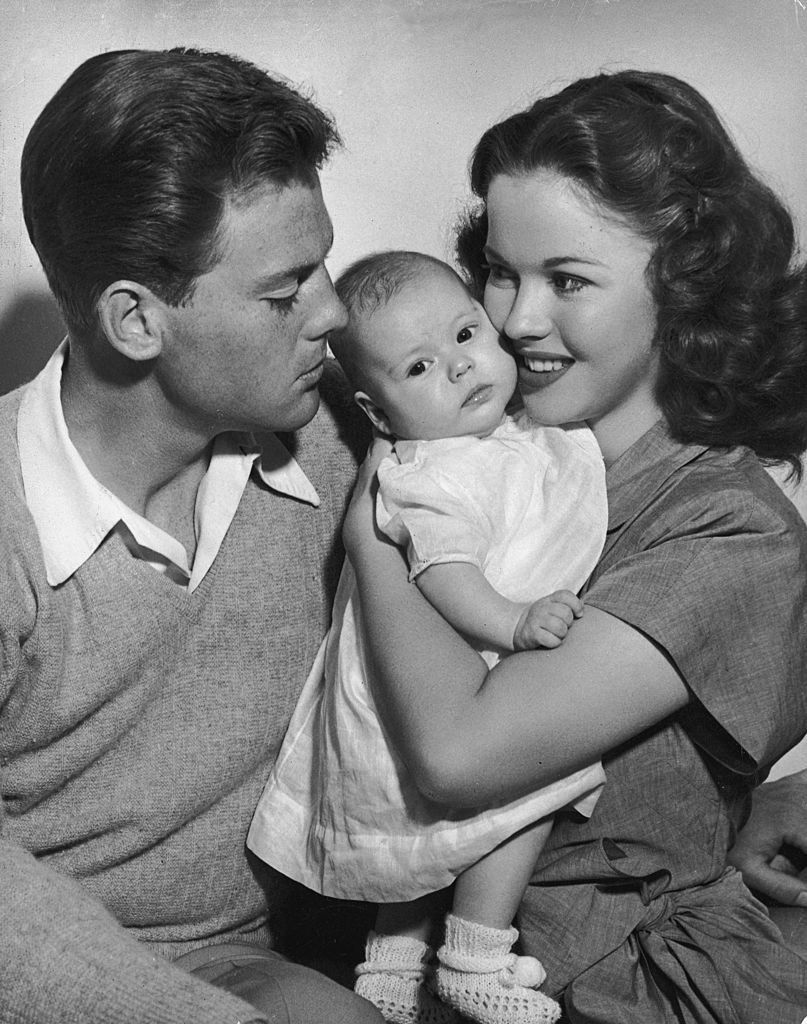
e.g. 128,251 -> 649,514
457,327 -> 473,343
408,361 -> 429,377
265,283 -> 300,310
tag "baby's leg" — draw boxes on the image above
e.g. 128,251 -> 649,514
435,818 -> 561,1024
375,891 -> 450,943
452,816 -> 553,929
355,891 -> 458,1024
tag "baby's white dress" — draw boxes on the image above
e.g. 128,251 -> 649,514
248,412 -> 608,901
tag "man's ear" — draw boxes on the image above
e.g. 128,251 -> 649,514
97,281 -> 165,362
354,391 -> 393,436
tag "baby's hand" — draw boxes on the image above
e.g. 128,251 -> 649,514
513,590 -> 584,651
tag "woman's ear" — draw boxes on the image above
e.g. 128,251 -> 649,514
96,281 -> 165,362
354,391 -> 393,436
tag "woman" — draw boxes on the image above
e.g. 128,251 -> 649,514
343,70 -> 807,1021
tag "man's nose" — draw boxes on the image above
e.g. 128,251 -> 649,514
308,268 -> 348,338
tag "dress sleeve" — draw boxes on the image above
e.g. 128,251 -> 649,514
375,449 -> 493,580
585,465 -> 807,774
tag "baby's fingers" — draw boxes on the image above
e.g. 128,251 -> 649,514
539,611 -> 574,641
546,589 -> 585,617
535,628 -> 564,649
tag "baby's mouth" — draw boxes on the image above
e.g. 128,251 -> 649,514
462,384 -> 493,406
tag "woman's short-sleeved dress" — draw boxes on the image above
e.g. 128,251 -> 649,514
248,413 -> 608,901
515,421 -> 807,1022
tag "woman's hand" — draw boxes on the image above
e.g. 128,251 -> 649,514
342,432 -> 394,560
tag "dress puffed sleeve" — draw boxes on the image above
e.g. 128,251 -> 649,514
375,439 -> 493,579
585,436 -> 807,774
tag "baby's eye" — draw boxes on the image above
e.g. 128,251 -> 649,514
408,360 -> 429,377
457,326 -> 474,343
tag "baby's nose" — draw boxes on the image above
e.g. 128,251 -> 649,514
450,355 -> 473,380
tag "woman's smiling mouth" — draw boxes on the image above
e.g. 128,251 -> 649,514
522,356 -> 571,372
517,355 -> 573,390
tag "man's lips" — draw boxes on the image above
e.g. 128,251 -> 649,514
297,358 -> 325,385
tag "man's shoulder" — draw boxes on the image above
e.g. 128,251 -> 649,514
0,387 -> 26,492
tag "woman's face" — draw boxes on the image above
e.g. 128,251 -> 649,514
482,170 -> 662,464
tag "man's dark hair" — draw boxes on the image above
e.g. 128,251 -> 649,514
21,48 -> 341,335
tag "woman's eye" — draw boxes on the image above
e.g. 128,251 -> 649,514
483,262 -> 516,288
457,326 -> 474,343
552,273 -> 585,295
408,361 -> 429,377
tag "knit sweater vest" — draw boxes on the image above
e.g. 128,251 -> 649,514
0,363 -> 367,1023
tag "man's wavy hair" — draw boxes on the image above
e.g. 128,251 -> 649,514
457,70 -> 807,476
21,48 -> 340,336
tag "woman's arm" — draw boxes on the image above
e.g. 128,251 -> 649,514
345,439 -> 689,808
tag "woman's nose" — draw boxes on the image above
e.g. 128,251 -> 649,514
503,286 -> 552,342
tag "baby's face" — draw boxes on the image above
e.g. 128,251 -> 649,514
356,268 -> 517,440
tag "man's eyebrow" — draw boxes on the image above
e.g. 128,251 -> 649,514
254,233 -> 335,291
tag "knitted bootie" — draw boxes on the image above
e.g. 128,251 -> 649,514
434,913 -> 561,1024
355,931 -> 460,1024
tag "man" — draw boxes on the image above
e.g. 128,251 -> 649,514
2,48 -> 380,1023
729,769 -> 807,958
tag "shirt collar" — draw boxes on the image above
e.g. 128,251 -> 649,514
605,418 -> 709,532
18,340 -> 319,587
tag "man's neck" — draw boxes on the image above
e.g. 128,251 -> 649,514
60,345 -> 215,553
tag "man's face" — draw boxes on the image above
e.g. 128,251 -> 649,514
158,179 -> 347,437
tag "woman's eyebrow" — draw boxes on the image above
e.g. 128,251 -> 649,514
543,255 -> 603,269
482,245 -> 601,269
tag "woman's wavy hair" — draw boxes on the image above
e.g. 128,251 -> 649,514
21,48 -> 340,337
457,70 -> 807,476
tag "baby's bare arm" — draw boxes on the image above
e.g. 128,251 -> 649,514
416,563 -> 581,651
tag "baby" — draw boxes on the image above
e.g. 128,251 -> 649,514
249,252 -> 608,1024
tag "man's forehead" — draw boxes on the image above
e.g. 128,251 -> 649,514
219,179 -> 333,277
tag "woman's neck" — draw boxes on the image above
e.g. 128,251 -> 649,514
589,402 -> 664,467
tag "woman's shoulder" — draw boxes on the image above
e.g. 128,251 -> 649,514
609,422 -> 807,547
662,445 -> 807,541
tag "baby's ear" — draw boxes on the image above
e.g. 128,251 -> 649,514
354,391 -> 393,436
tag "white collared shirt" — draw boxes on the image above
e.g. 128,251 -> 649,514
17,340 -> 320,593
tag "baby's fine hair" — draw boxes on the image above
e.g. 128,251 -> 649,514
457,69 -> 807,474
330,250 -> 459,389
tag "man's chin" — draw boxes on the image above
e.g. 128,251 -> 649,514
278,390 -> 321,433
